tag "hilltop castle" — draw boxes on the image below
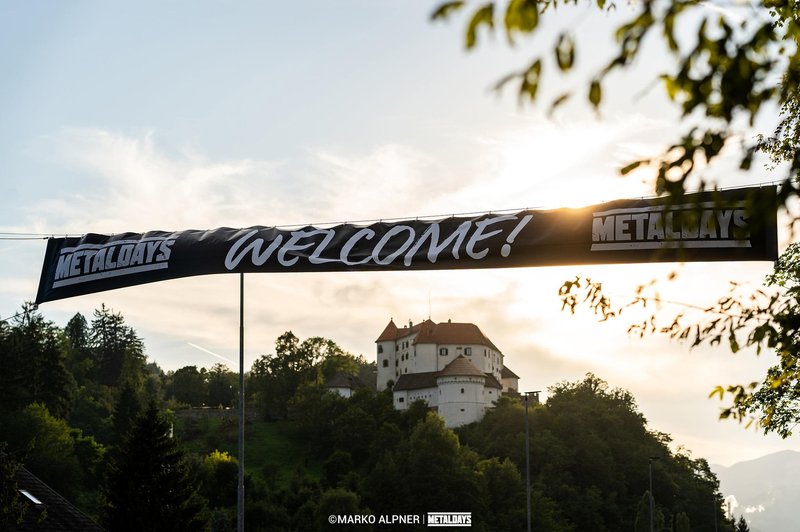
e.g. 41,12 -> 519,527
375,318 -> 519,427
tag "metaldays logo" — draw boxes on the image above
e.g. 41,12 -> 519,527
327,512 -> 471,527
427,512 -> 472,527
52,237 -> 176,288
591,202 -> 750,251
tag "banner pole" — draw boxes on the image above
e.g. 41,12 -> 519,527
237,272 -> 245,532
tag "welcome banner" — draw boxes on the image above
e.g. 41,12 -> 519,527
35,187 -> 778,304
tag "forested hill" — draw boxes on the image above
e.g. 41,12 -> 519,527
1,304 -> 738,531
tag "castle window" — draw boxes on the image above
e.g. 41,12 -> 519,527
399,397 -> 404,403
465,347 -> 472,356
382,359 -> 388,367
439,347 -> 448,356
378,345 -> 383,354
461,388 -> 464,394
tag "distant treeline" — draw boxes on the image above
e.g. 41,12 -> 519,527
0,304 -> 740,531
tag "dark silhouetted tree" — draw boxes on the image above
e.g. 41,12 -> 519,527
90,305 -> 144,388
0,442 -> 26,529
103,402 -> 207,531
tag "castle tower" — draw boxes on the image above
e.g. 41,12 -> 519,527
436,355 -> 488,427
376,319 -> 399,390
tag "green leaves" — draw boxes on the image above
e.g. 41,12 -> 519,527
589,79 -> 602,108
430,1 -> 465,21
619,160 -> 643,176
504,0 -> 539,42
555,33 -> 575,71
520,59 -> 542,101
466,3 -> 495,49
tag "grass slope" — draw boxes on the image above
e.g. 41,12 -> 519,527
174,409 -> 321,486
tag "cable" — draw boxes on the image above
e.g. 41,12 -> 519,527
0,178 -> 788,237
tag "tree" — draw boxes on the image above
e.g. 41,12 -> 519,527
111,380 -> 142,446
0,442 -> 26,529
434,1 -> 799,193
206,363 -> 237,407
364,413 -> 481,518
250,332 -> 361,419
433,1 -> 800,433
475,457 -> 526,531
90,305 -> 144,388
200,450 -> 238,508
103,402 -> 207,531
736,515 -> 751,532
314,488 -> 370,532
460,375 -> 730,530
2,403 -> 84,500
0,303 -> 75,418
169,365 -> 208,406
64,312 -> 93,386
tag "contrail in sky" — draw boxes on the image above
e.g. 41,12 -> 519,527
187,342 -> 236,366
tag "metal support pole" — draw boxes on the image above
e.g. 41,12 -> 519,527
524,391 -> 539,532
237,273 -> 245,532
525,393 -> 531,532
648,458 -> 655,532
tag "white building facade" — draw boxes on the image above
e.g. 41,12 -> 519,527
376,318 -> 517,427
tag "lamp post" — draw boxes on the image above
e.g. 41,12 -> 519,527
524,390 -> 540,532
648,456 -> 659,532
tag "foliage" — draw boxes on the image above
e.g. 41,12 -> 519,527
1,403 -> 85,500
0,442 -> 27,529
0,305 -> 740,530
315,488 -> 370,532
111,380 -> 143,446
200,450 -> 238,508
103,402 -> 208,531
736,514 -> 751,532
0,303 -> 75,417
432,1 -> 800,434
559,240 -> 800,436
90,304 -> 145,388
460,375 -> 732,530
169,365 -> 208,406
433,1 -> 800,195
249,331 -> 368,419
207,363 -> 237,407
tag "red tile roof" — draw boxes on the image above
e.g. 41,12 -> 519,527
501,366 -> 519,379
413,321 -> 500,352
393,371 -> 439,391
325,372 -> 365,389
437,355 -> 486,378
375,318 -> 436,343
484,373 -> 503,389
375,319 -> 399,342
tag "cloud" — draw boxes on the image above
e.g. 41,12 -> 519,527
35,128 -> 284,232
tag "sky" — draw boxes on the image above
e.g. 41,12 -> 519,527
1,1 -> 798,467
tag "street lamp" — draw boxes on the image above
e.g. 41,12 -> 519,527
523,391 -> 540,532
648,456 -> 660,532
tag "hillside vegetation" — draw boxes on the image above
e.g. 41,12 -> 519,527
0,304 -> 737,531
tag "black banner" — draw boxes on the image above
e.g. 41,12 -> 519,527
35,187 -> 778,304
